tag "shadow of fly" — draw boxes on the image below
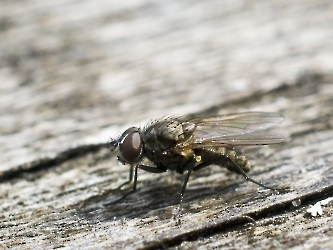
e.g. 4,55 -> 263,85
109,112 -> 287,224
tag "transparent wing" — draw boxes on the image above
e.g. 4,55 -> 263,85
179,112 -> 286,146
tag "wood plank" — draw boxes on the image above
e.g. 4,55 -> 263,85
1,0 -> 333,249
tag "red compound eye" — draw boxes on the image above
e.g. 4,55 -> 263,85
119,127 -> 142,163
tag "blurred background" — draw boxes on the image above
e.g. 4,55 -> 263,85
1,0 -> 332,174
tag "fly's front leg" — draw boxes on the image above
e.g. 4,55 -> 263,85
138,165 -> 167,173
104,164 -> 166,206
118,164 -> 166,191
104,164 -> 138,206
116,164 -> 134,190
119,165 -> 166,201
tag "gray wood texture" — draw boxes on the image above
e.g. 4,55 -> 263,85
1,0 -> 333,249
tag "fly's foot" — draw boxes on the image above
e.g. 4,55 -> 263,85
174,214 -> 182,226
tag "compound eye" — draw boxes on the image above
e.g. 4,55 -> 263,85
120,129 -> 142,163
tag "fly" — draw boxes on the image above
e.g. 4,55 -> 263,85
109,112 -> 287,224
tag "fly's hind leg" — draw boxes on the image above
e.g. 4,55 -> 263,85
193,154 -> 285,192
224,154 -> 290,192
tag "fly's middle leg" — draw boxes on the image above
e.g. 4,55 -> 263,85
175,157 -> 197,225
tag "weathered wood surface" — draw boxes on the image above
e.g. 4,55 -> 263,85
1,0 -> 333,249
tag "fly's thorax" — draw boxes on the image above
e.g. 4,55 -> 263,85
174,144 -> 195,159
141,119 -> 198,173
142,143 -> 194,174
142,119 -> 196,151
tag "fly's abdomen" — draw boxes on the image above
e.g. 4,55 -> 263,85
225,149 -> 252,173
194,147 -> 252,174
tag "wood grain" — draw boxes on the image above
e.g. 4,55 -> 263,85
1,0 -> 333,249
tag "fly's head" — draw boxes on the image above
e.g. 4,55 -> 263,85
110,127 -> 143,165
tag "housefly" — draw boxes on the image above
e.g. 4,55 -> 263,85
109,112 -> 287,223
